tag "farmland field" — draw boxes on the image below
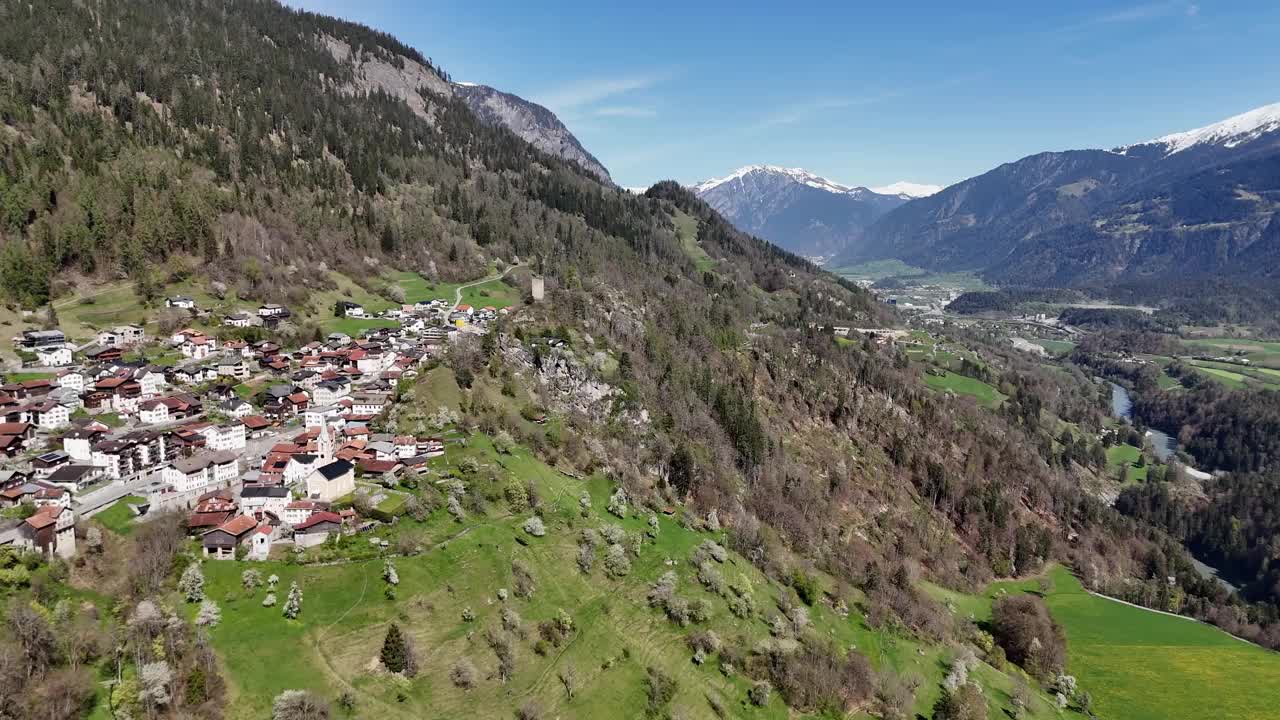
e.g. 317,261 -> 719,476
923,370 -> 1006,408
1044,566 -> 1280,720
933,565 -> 1280,720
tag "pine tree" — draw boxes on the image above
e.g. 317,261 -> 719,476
283,581 -> 302,619
380,623 -> 408,673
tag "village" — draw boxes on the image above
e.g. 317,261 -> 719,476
0,287 -> 516,562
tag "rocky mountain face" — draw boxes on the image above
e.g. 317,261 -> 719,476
454,82 -> 612,183
691,165 -> 931,259
847,103 -> 1280,286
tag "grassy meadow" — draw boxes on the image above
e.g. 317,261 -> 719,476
924,370 -> 1006,408
1044,566 -> 1280,720
169,428 -> 1081,720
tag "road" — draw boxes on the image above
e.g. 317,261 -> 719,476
451,263 -> 523,312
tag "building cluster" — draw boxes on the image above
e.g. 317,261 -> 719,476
0,289 -> 501,561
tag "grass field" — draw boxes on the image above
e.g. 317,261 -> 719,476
1184,337 -> 1280,371
190,427 -> 1078,720
393,270 -> 520,310
95,495 -> 147,536
932,565 -> 1280,720
831,260 -> 990,289
1106,443 -> 1149,484
1032,338 -> 1076,355
674,210 -> 715,273
924,370 -> 1006,408
1184,359 -> 1280,391
1043,566 -> 1280,720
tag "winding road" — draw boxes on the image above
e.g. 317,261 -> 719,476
450,263 -> 523,312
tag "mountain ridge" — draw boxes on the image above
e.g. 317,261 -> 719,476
452,82 -> 613,183
691,164 -> 934,258
845,101 -> 1280,286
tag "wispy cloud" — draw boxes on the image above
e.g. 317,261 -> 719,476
593,105 -> 658,118
535,72 -> 667,114
746,91 -> 904,134
1056,1 -> 1200,33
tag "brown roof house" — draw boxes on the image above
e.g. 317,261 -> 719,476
201,514 -> 258,560
293,511 -> 343,548
16,505 -> 76,558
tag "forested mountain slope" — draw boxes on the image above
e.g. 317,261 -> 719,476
0,1 -> 1271,718
846,104 -> 1280,288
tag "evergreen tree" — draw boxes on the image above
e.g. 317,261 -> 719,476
380,623 -> 408,673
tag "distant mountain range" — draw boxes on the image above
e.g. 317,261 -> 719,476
843,103 -> 1280,286
691,165 -> 940,258
453,82 -> 612,183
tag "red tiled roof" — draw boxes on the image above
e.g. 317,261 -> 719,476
242,416 -> 270,430
24,505 -> 61,530
209,514 -> 258,537
294,511 -> 342,531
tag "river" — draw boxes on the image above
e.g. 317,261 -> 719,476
1109,382 -> 1234,591
1109,382 -> 1176,461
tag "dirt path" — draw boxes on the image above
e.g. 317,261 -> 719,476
51,281 -> 134,308
450,263 -> 523,312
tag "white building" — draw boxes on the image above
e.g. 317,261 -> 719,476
312,379 -> 351,406
305,459 -> 355,503
35,346 -> 72,367
54,370 -> 86,393
204,423 -> 246,453
162,450 -> 240,494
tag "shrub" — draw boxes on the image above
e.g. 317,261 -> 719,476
195,599 -> 221,627
450,659 -> 477,689
991,594 -> 1067,679
262,592 -> 277,607
272,690 -> 330,720
242,569 -> 263,591
644,667 -> 677,718
515,701 -> 542,720
791,569 -> 819,606
933,682 -> 986,720
462,607 -> 476,623
523,516 -> 546,537
179,563 -> 205,603
748,681 -> 772,707
512,560 -> 536,598
604,544 -> 631,578
501,607 -> 522,635
504,480 -> 529,512
283,582 -> 302,619
383,559 -> 399,585
697,562 -> 727,595
606,488 -> 627,518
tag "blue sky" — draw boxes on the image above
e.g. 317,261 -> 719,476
291,1 -> 1280,189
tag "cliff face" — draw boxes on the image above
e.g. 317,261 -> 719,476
454,83 -> 613,183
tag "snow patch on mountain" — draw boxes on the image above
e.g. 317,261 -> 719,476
693,165 -> 869,196
870,181 -> 943,198
1120,102 -> 1280,156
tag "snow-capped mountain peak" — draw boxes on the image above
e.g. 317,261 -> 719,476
693,165 -> 867,196
1120,102 -> 1280,156
870,181 -> 944,199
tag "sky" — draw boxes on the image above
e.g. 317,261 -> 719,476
290,0 -> 1280,190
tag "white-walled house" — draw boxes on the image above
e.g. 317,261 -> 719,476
162,450 -> 240,493
35,346 -> 72,367
312,379 -> 351,406
240,485 -> 292,518
54,370 -> 86,393
203,423 -> 246,452
137,400 -> 170,425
